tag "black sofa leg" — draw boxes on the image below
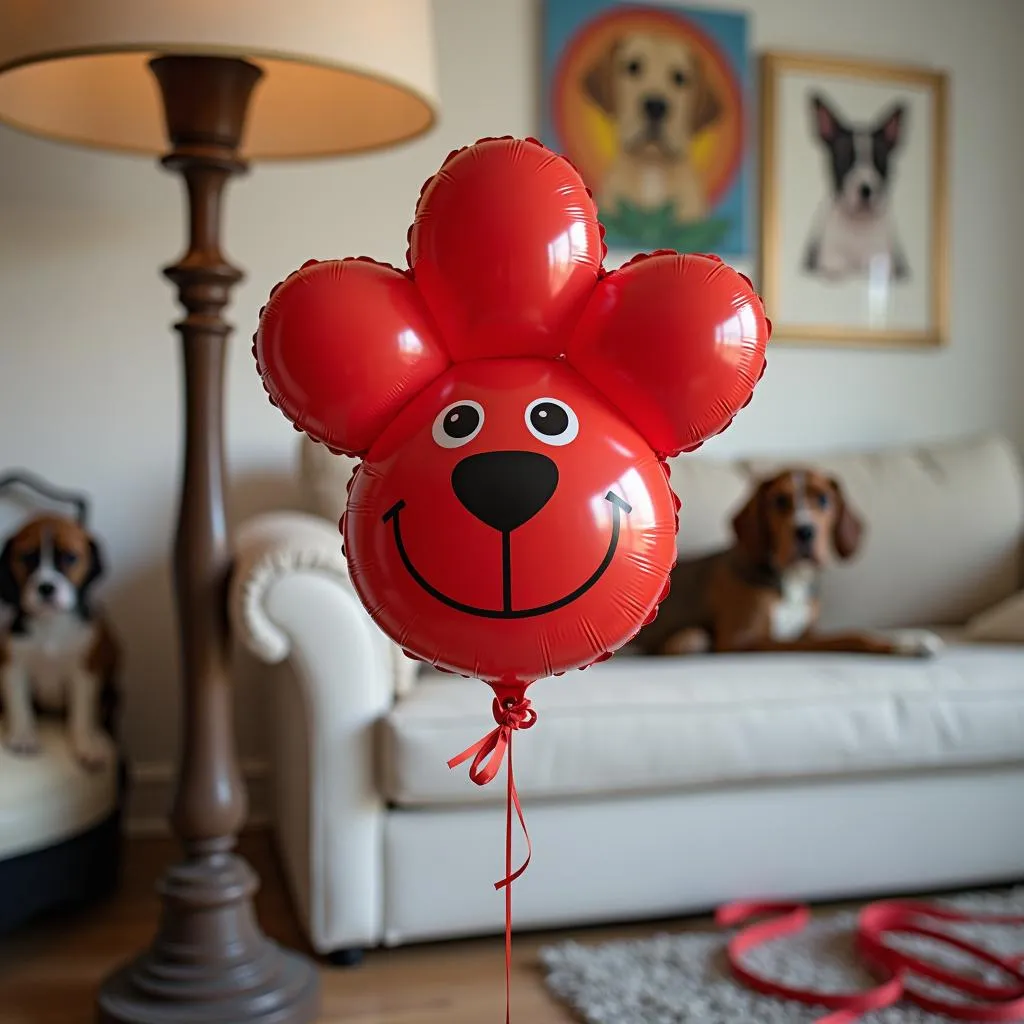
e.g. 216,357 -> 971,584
326,947 -> 365,968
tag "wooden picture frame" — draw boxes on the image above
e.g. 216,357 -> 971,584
759,51 -> 948,348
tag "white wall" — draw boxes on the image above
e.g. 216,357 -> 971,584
1,0 -> 1022,828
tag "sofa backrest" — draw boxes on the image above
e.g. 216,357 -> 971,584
299,436 -> 356,528
667,433 -> 1024,629
299,431 -> 1024,632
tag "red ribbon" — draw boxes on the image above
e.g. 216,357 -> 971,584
448,692 -> 537,1024
717,898 -> 1024,1022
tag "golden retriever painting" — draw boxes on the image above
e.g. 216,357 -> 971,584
542,2 -> 751,258
583,31 -> 722,224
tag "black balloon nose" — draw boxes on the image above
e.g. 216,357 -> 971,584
795,524 -> 815,545
37,581 -> 56,598
452,451 -> 558,533
643,95 -> 668,122
859,182 -> 873,201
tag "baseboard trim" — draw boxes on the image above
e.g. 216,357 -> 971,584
126,759 -> 271,836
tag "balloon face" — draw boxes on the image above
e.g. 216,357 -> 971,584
343,358 -> 678,683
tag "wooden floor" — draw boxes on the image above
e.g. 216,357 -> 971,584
0,831 -> 716,1023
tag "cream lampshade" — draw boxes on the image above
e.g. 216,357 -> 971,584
0,4 -> 439,1023
0,0 -> 439,157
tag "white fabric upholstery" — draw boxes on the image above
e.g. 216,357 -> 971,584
0,720 -> 117,860
383,766 -> 1024,945
383,641 -> 1024,807
230,511 -> 348,664
230,516 -> 398,952
230,510 -> 416,697
232,432 -> 1024,955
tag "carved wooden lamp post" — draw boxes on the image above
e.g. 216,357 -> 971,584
0,3 -> 438,1022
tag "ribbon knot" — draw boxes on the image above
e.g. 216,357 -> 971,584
448,695 -> 537,788
495,694 -> 538,731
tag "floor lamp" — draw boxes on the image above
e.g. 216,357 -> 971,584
0,3 -> 438,1021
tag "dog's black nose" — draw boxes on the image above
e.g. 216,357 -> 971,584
859,182 -> 873,202
794,524 -> 815,545
643,96 -> 668,122
37,581 -> 56,598
451,451 -> 558,533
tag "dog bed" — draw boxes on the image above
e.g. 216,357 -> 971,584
0,719 -> 126,934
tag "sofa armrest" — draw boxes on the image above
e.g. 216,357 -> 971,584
230,511 -> 416,695
228,511 -> 399,951
230,511 -> 347,663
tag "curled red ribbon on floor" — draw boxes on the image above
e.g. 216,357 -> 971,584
717,898 -> 1024,1022
448,691 -> 537,1024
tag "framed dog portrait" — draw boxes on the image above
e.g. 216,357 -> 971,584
760,51 -> 948,347
540,0 -> 753,261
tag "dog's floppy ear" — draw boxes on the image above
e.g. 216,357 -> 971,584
82,537 -> 105,593
75,536 -> 105,619
582,38 -> 620,114
731,479 -> 772,564
829,476 -> 864,560
0,537 -> 19,608
692,55 -> 722,134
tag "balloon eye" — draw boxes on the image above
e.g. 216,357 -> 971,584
525,398 -> 579,446
432,401 -> 484,449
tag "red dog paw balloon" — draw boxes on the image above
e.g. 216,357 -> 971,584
256,139 -> 768,683
255,136 -> 769,1020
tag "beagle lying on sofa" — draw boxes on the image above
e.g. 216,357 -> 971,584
635,469 -> 943,657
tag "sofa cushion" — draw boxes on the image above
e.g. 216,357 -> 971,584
381,643 -> 1024,808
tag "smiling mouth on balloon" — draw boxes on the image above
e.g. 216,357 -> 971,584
381,492 -> 632,619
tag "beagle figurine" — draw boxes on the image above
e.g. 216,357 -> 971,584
635,469 -> 943,657
0,514 -> 119,768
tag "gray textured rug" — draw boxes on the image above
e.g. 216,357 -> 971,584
539,888 -> 1024,1023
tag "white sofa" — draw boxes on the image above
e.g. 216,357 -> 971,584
230,431 -> 1024,960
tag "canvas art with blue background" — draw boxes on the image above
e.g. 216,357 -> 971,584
541,0 -> 752,260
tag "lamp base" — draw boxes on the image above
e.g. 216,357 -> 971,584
96,852 -> 319,1024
